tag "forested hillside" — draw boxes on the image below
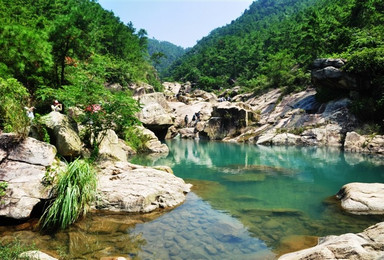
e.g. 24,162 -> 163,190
170,0 -> 383,93
147,38 -> 186,79
0,0 -> 160,136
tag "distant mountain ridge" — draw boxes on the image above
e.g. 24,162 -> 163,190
147,38 -> 186,79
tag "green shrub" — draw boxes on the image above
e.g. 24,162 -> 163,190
124,127 -> 151,153
0,77 -> 30,137
344,47 -> 384,78
40,159 -> 97,230
31,113 -> 50,143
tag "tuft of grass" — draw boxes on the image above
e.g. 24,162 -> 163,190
0,238 -> 36,260
124,127 -> 151,153
39,159 -> 97,230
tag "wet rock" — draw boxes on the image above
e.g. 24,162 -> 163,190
96,161 -> 192,213
336,182 -> 384,214
279,222 -> 384,260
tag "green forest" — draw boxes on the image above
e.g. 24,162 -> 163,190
147,38 -> 186,79
167,0 -> 384,125
0,0 -> 162,138
1,0 -> 384,131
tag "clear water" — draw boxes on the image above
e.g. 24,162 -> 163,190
1,139 -> 384,259
130,139 -> 384,258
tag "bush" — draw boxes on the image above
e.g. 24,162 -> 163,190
124,127 -> 151,153
344,47 -> 384,78
40,159 -> 97,230
0,77 -> 30,137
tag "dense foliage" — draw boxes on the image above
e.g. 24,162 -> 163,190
169,0 -> 384,93
0,78 -> 30,137
0,0 -> 158,149
147,38 -> 186,79
0,0 -> 158,91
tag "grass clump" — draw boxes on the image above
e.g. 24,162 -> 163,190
124,126 -> 151,153
0,238 -> 36,260
40,159 -> 97,230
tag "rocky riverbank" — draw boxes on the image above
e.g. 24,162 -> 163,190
0,133 -> 191,221
134,59 -> 383,157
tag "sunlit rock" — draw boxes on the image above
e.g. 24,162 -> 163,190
96,161 -> 192,213
279,222 -> 384,260
0,134 -> 56,219
128,82 -> 155,97
136,126 -> 169,153
137,93 -> 174,139
19,250 -> 58,260
345,132 -> 384,154
41,111 -> 82,157
336,182 -> 384,215
98,129 -> 136,162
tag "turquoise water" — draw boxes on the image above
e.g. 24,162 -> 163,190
1,139 -> 384,259
130,139 -> 384,258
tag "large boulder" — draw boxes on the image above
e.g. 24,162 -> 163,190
137,93 -> 174,140
98,129 -> 136,162
96,161 -> 192,213
0,134 -> 56,219
136,126 -> 169,154
311,58 -> 362,90
345,132 -> 384,154
201,102 -> 257,140
336,182 -> 384,214
128,82 -> 155,97
279,222 -> 384,260
41,111 -> 82,157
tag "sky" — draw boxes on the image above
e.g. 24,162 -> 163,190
98,0 -> 254,48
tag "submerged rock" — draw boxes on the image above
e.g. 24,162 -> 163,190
336,182 -> 384,215
279,222 -> 384,260
96,161 -> 192,213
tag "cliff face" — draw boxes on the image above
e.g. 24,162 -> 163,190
156,59 -> 383,156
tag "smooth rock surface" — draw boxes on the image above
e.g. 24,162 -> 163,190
279,222 -> 384,260
336,182 -> 384,214
0,135 -> 56,219
98,129 -> 136,161
96,161 -> 192,213
41,111 -> 82,157
19,251 -> 58,260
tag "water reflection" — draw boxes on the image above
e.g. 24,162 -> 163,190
130,139 -> 384,256
2,140 -> 384,259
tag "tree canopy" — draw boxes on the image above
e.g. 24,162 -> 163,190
168,0 -> 384,93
